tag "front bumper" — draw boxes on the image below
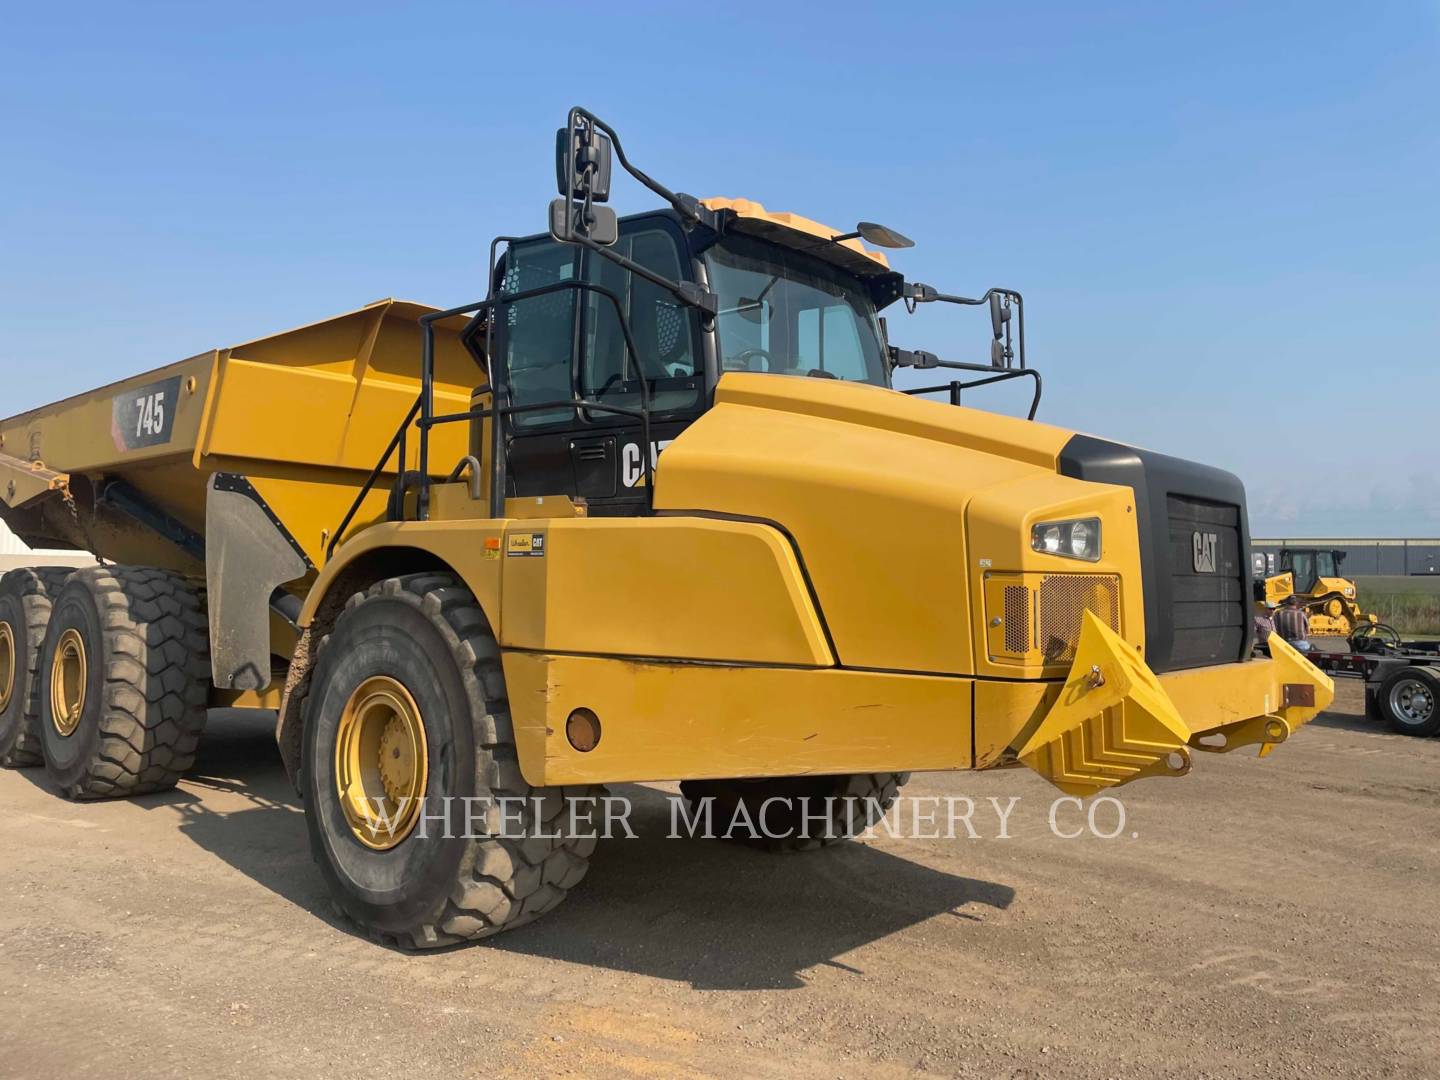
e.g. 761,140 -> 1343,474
1015,612 -> 1334,795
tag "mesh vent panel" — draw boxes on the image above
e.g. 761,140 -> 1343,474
1003,585 -> 1030,653
1039,575 -> 1121,663
654,301 -> 682,360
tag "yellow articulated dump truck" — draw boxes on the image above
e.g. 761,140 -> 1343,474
0,108 -> 1331,948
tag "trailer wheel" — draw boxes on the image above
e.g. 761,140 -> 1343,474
0,568 -> 79,768
678,772 -> 910,852
38,566 -> 210,798
301,573 -> 600,949
1377,667 -> 1440,737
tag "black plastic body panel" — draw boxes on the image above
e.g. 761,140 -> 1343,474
1059,435 -> 1254,673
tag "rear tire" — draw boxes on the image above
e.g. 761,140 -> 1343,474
39,566 -> 210,798
301,573 -> 601,949
679,771 -> 910,852
1376,667 -> 1440,737
0,567 -> 78,767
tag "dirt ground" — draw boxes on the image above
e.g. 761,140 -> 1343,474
1,679 -> 1437,1079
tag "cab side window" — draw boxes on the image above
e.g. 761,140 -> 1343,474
498,224 -> 698,430
501,240 -> 579,428
582,226 -> 699,415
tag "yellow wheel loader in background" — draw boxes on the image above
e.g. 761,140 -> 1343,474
0,107 -> 1331,948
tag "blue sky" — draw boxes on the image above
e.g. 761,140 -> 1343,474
2,1 -> 1436,536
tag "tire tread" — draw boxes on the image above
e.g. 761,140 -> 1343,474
48,566 -> 209,798
308,573 -> 601,949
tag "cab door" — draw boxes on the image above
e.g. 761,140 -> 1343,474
1280,549 -> 1319,594
495,215 -> 705,515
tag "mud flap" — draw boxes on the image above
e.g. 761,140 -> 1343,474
205,473 -> 309,691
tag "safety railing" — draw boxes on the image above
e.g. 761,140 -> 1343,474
902,363 -> 1043,420
327,277 -> 654,561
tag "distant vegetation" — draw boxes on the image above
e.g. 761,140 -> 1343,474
1355,576 -> 1440,635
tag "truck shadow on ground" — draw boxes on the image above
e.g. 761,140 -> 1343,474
26,709 -> 1016,990
1305,708 -> 1384,736
489,784 -> 1016,989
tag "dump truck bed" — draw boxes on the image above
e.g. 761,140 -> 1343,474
0,299 -> 479,569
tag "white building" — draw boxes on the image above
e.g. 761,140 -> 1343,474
0,517 -> 93,573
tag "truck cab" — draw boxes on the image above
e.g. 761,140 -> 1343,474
481,201 -> 902,515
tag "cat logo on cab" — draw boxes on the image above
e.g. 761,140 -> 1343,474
621,439 -> 673,487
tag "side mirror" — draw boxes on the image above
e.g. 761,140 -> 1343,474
549,198 -> 618,246
989,292 -> 1009,337
555,127 -> 613,202
855,221 -> 915,249
990,338 -> 1005,367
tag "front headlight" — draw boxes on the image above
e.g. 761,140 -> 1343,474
1031,517 -> 1102,562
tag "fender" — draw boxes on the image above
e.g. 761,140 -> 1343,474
277,519 -> 505,788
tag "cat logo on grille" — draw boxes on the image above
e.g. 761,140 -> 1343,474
1192,531 -> 1218,573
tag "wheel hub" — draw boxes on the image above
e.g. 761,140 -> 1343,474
1390,679 -> 1434,725
377,714 -> 417,803
50,628 -> 86,737
334,676 -> 429,850
0,620 -> 14,714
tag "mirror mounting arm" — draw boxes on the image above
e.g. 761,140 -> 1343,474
553,106 -> 719,321
570,106 -> 716,229
901,282 -> 1026,371
559,226 -> 718,320
889,346 -> 941,370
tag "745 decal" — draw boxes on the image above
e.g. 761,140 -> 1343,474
111,375 -> 182,451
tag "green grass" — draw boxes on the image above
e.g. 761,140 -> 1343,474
1354,577 -> 1440,635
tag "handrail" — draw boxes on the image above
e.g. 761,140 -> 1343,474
326,396 -> 421,560
902,363 -> 1042,420
327,276 -> 658,560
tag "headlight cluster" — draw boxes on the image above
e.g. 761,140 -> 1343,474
1031,517 -> 1102,562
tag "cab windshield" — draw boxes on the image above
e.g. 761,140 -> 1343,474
705,235 -> 889,386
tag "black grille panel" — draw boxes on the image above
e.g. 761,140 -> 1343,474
1058,435 -> 1254,674
1166,495 -> 1245,668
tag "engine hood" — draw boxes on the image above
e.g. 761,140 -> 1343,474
653,373 -> 1124,675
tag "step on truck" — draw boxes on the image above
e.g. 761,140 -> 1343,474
0,107 -> 1333,948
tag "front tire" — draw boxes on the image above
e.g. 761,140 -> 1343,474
301,574 -> 599,949
38,566 -> 210,798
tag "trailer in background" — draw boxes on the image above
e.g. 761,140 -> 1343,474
1303,631 -> 1440,737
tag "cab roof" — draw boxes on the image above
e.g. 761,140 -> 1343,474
701,197 -> 906,309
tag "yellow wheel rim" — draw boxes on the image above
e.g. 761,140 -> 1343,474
334,675 -> 429,850
0,621 -> 15,714
50,628 -> 86,737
